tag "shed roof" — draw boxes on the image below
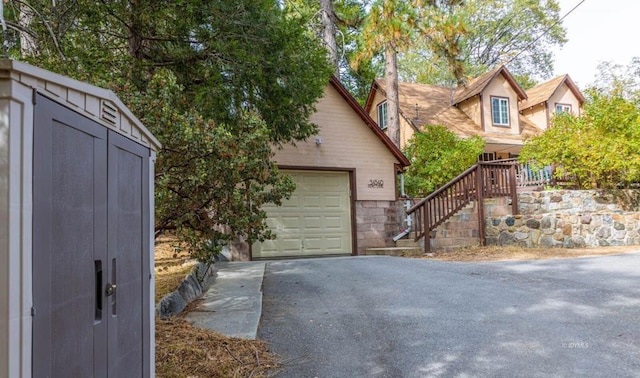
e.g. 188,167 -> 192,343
0,59 -> 160,151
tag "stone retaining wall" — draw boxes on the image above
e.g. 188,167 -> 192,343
487,190 -> 640,248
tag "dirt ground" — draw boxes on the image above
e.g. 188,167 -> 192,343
420,244 -> 640,262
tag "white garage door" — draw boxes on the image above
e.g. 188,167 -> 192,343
253,170 -> 352,258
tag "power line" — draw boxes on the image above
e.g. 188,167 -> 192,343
506,0 -> 587,67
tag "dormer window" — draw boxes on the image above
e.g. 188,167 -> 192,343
377,101 -> 388,130
555,103 -> 572,114
491,96 -> 510,126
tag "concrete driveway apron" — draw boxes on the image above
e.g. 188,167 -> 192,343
258,254 -> 640,377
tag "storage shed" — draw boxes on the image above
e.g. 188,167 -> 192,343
0,60 -> 160,377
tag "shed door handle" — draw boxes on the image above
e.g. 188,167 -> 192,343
95,260 -> 102,320
105,283 -> 117,297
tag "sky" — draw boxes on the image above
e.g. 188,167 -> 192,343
551,0 -> 640,88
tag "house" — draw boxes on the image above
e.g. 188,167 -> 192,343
364,66 -> 584,160
519,74 -> 585,130
231,76 -> 410,260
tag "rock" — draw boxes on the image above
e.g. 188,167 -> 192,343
541,217 -> 555,230
526,219 -> 541,229
562,236 -> 574,248
498,231 -> 515,246
178,274 -> 202,303
581,215 -> 592,224
505,217 -> 516,226
539,235 -> 556,248
562,224 -> 572,235
596,227 -> 611,239
571,236 -> 586,248
614,222 -> 626,231
157,291 -> 186,319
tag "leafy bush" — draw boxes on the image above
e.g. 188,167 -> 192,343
519,88 -> 640,189
403,125 -> 485,196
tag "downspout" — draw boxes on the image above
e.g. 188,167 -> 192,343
393,172 -> 412,242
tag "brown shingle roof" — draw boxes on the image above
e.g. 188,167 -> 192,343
453,65 -> 527,104
372,79 -> 541,145
519,74 -> 585,110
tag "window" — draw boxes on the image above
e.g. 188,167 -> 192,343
491,97 -> 510,126
555,103 -> 572,114
377,101 -> 388,130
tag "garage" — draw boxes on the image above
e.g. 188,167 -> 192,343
253,170 -> 352,259
231,77 -> 409,260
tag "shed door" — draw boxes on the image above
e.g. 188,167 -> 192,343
253,170 -> 352,258
32,95 -> 150,377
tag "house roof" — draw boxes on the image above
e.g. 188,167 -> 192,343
518,74 -> 585,110
453,65 -> 527,105
329,76 -> 410,167
368,78 -> 542,145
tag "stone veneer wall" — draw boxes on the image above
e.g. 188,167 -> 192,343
430,197 -> 513,251
355,200 -> 400,255
486,190 -> 640,248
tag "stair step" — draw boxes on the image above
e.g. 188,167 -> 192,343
364,247 -> 423,257
396,238 -> 420,248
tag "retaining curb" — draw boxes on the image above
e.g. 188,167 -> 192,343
156,262 -> 218,319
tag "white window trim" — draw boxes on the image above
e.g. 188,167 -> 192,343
377,101 -> 388,130
555,103 -> 572,114
491,96 -> 510,126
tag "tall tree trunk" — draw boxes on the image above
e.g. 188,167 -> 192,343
385,44 -> 400,148
18,4 -> 38,56
319,0 -> 339,77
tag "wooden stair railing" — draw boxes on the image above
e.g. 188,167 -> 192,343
407,160 -> 519,253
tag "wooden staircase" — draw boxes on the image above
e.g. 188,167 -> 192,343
407,160 -> 519,253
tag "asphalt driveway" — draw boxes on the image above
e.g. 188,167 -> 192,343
258,254 -> 640,377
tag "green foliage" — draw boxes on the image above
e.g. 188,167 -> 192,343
8,0 -> 332,262
519,88 -> 640,189
592,57 -> 640,103
404,125 -> 485,197
401,0 -> 566,85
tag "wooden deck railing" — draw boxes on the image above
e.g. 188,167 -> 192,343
407,160 -> 519,253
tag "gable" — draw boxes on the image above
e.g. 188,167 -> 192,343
273,82 -> 407,201
519,74 -> 585,111
453,66 -> 527,105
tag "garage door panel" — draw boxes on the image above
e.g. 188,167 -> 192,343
303,195 -> 322,208
324,195 -> 346,208
279,216 -> 303,231
280,195 -> 301,209
323,216 -> 343,229
324,237 -> 346,252
303,216 -> 323,230
253,171 -> 352,258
